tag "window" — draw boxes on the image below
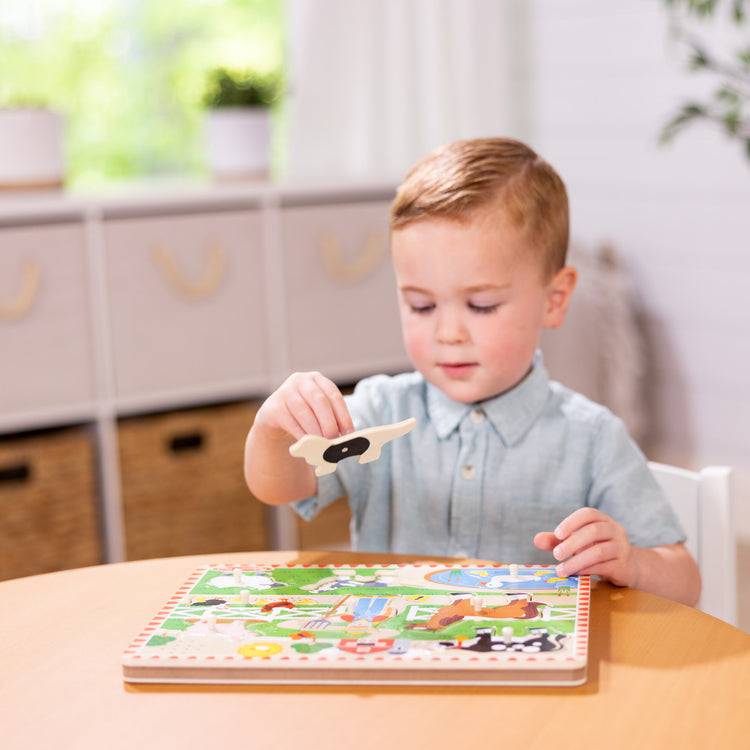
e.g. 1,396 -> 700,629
0,0 -> 283,188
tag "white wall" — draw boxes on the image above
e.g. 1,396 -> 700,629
524,0 -> 750,541
284,0 -> 518,181
282,0 -> 750,545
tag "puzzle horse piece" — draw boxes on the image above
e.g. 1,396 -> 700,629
289,418 -> 417,476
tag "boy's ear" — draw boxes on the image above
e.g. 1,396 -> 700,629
543,266 -> 577,329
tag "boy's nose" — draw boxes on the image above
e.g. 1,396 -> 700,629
436,311 -> 468,344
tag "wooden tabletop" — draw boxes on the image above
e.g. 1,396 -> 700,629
2,550 -> 748,750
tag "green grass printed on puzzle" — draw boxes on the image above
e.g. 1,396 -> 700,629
154,566 -> 578,645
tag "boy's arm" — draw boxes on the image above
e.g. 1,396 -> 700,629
534,508 -> 701,607
625,542 -> 701,607
244,372 -> 354,506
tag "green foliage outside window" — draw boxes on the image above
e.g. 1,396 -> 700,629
0,0 -> 284,188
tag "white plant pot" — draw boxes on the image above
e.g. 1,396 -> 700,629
0,108 -> 65,190
205,107 -> 271,181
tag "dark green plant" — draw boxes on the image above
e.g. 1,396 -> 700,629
661,0 -> 750,159
202,67 -> 280,108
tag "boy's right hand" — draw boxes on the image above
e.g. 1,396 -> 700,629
253,371 -> 355,442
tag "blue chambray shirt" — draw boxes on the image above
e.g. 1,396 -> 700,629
293,355 -> 685,562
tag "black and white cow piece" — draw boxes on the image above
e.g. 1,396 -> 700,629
289,418 -> 417,476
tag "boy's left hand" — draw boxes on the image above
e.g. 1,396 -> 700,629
533,508 -> 639,588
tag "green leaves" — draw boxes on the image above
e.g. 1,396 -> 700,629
202,68 -> 281,109
660,103 -> 709,144
664,0 -> 746,20
661,0 -> 750,159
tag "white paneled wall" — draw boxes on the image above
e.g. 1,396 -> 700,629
525,1 -> 750,540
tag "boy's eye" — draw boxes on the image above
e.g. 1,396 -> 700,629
409,303 -> 434,314
468,303 -> 499,314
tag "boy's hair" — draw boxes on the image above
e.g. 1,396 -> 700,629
390,137 -> 570,279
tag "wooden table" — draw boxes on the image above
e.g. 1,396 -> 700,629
2,551 -> 748,749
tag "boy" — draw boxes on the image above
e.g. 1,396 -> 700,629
245,137 -> 700,606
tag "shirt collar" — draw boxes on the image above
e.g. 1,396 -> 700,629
426,352 -> 551,445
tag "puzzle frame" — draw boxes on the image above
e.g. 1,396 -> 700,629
122,563 -> 590,686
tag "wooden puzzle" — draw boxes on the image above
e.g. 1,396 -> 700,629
122,563 -> 590,686
289,417 -> 417,476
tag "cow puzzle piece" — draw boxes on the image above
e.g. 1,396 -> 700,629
289,417 -> 417,476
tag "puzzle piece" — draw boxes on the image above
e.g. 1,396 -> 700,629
289,418 -> 417,476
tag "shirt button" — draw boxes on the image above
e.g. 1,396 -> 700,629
470,409 -> 485,424
461,465 -> 476,480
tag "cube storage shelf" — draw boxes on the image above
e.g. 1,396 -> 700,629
0,182 -> 407,568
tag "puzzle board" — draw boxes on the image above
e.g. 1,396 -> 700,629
122,563 -> 590,686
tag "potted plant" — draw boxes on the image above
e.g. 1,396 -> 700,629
0,102 -> 66,190
202,67 -> 280,181
660,0 -> 750,160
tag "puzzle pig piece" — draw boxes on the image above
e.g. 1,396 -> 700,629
289,417 -> 417,476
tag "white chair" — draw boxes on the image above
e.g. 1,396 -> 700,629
648,461 -> 737,626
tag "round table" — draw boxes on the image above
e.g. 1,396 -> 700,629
1,550 -> 748,749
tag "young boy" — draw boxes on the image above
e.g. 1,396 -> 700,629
245,137 -> 700,606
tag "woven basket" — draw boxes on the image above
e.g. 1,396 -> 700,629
0,426 -> 101,581
118,400 -> 269,560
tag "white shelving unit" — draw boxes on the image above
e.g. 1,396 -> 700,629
0,181 -> 409,564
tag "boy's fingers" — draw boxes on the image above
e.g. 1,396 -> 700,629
301,391 -> 340,439
553,507 -> 605,539
533,532 -> 560,551
312,373 -> 354,435
552,519 -> 617,561
331,395 -> 355,436
281,372 -> 352,440
280,385 -> 328,438
555,542 -> 624,580
264,403 -> 314,440
571,541 -> 618,570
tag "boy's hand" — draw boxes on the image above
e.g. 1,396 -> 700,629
254,371 -> 355,442
533,508 -> 639,588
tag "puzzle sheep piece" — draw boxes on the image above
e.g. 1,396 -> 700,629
122,563 -> 590,686
288,417 -> 417,476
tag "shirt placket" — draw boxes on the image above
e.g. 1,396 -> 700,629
449,408 -> 487,557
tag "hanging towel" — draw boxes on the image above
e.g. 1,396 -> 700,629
541,243 -> 648,443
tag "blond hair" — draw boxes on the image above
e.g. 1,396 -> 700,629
390,138 -> 570,279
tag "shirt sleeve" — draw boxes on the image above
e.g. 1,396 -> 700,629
292,473 -> 346,521
589,414 -> 686,548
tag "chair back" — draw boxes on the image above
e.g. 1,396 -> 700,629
648,462 -> 736,626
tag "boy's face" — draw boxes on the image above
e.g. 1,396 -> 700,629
391,209 -> 576,404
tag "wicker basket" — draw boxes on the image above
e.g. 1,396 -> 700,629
0,426 -> 101,581
118,401 -> 269,560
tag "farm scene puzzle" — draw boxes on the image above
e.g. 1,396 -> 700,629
122,563 -> 590,686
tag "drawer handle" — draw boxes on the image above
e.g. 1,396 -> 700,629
319,230 -> 385,284
0,259 -> 41,321
151,243 -> 226,301
169,432 -> 204,453
0,462 -> 31,484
